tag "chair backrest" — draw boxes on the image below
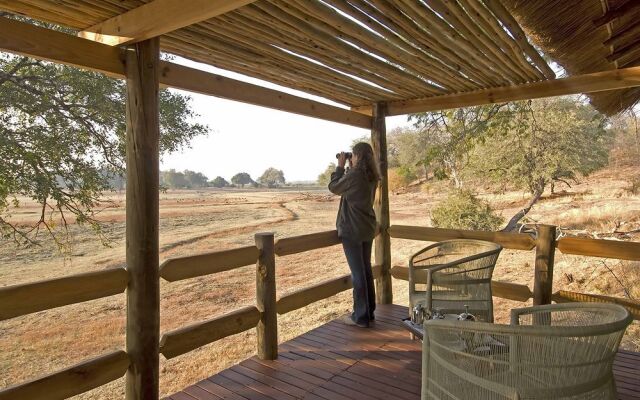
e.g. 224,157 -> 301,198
423,303 -> 632,399
410,239 -> 502,322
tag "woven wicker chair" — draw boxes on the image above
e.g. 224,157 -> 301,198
421,303 -> 632,400
409,239 -> 502,322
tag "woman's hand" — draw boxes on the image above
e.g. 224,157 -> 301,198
337,152 -> 348,168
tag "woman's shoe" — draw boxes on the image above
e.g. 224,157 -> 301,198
341,314 -> 369,328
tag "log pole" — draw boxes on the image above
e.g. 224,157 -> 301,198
255,232 -> 278,359
533,224 -> 557,306
371,103 -> 392,304
124,38 -> 160,400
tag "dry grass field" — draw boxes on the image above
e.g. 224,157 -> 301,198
1,165 -> 639,399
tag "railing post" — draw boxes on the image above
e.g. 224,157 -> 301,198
533,224 -> 557,306
371,102 -> 393,304
125,38 -> 160,400
255,232 -> 277,360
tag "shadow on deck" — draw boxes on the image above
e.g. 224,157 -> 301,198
167,304 -> 640,400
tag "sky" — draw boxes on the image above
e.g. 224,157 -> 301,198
160,57 -> 412,183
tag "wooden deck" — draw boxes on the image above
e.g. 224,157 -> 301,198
168,304 -> 640,400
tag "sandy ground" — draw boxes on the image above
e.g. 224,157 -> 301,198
1,166 -> 639,399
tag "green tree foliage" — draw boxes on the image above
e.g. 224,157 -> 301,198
210,176 -> 229,188
258,168 -> 285,188
431,190 -> 503,231
231,172 -> 253,187
387,127 -> 430,180
409,105 -> 506,187
160,169 -> 209,189
608,109 -> 640,167
0,54 -> 208,244
317,163 -> 336,186
160,169 -> 188,189
183,170 -> 209,188
469,98 -> 610,230
472,98 -> 609,196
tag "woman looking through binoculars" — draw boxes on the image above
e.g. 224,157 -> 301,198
329,142 -> 380,327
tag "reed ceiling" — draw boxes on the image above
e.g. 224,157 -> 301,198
503,0 -> 640,115
0,0 -> 639,115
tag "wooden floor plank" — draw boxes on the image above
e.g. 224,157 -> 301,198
195,378 -> 248,400
208,374 -> 275,400
230,364 -> 308,398
167,304 -> 640,400
218,369 -> 298,400
184,385 -> 222,399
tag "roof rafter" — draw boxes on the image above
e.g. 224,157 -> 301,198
0,17 -> 371,129
353,66 -> 640,116
78,0 -> 257,45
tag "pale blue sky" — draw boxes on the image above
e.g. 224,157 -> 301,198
160,57 -> 411,183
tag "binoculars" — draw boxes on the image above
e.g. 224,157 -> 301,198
335,152 -> 353,160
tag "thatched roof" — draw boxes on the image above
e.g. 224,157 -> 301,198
0,0 -> 554,108
1,0 -> 638,115
504,0 -> 640,115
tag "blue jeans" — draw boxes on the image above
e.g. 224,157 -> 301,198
341,238 -> 375,326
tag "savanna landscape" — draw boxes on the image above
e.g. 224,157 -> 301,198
1,161 -> 638,399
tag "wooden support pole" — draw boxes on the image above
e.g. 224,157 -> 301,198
124,38 -> 160,400
533,225 -> 557,306
255,232 -> 278,360
371,103 -> 392,305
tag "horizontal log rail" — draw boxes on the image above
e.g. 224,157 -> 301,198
159,246 -> 260,282
274,230 -> 340,256
277,265 -> 381,314
0,350 -> 129,400
0,268 -> 128,321
491,281 -> 533,302
556,237 -> 640,261
553,290 -> 640,320
390,265 -> 533,302
388,225 -> 536,250
159,306 -> 261,359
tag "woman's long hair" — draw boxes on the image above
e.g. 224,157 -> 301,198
352,142 -> 381,183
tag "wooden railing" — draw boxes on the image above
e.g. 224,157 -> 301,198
389,224 -> 640,318
0,229 -> 353,399
1,224 -> 639,399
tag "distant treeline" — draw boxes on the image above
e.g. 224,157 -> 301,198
158,167 -> 289,189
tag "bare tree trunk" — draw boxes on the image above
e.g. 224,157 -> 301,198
502,189 -> 543,232
450,164 -> 462,188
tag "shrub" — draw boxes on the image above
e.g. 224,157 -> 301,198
397,165 -> 417,183
431,189 -> 504,231
388,168 -> 406,192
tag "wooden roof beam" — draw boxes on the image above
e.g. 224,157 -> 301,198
78,0 -> 257,46
0,17 -> 371,129
593,0 -> 640,28
603,21 -> 640,48
352,67 -> 640,116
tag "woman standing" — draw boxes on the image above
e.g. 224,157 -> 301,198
329,142 -> 380,328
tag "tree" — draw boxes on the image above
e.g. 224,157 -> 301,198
160,169 -> 187,189
608,108 -> 640,167
1,52 -> 209,244
469,97 -> 610,230
183,170 -> 208,188
231,172 -> 253,188
210,176 -> 229,188
317,163 -> 336,186
258,167 -> 285,188
387,127 -> 431,180
409,105 -> 506,188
